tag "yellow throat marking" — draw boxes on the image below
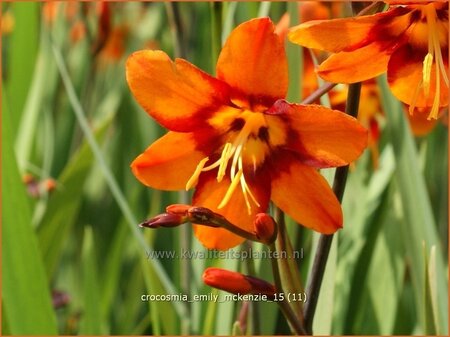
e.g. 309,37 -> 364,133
186,112 -> 266,215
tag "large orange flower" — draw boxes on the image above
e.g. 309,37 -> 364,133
289,1 -> 449,120
126,18 -> 367,250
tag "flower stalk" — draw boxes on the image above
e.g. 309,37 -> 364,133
164,2 -> 186,58
269,240 -> 306,335
140,204 -> 279,246
303,82 -> 362,334
210,1 -> 223,73
274,208 -> 304,320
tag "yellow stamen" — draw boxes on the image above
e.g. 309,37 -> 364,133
185,112 -> 267,214
423,4 -> 448,120
217,142 -> 232,182
422,53 -> 433,96
237,156 -> 260,214
408,77 -> 423,115
185,157 -> 209,190
218,169 -> 243,209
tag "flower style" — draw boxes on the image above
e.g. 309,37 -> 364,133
288,1 -> 449,120
126,18 -> 367,250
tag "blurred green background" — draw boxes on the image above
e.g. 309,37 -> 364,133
2,1 -> 448,335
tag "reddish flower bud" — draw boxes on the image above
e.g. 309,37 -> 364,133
254,213 -> 277,244
22,173 -> 35,185
202,268 -> 276,298
139,213 -> 186,228
52,290 -> 70,309
23,174 -> 40,198
187,207 -> 221,227
43,178 -> 57,193
166,204 -> 191,216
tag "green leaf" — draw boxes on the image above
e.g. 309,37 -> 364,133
2,87 -> 58,335
378,75 -> 448,334
51,43 -> 184,318
4,2 -> 39,134
215,257 -> 239,335
286,1 -> 302,103
141,253 -> 179,335
333,146 -> 395,334
355,200 -> 405,334
312,232 -> 337,335
37,116 -> 112,277
424,245 -> 438,335
79,227 -> 104,335
14,29 -> 55,171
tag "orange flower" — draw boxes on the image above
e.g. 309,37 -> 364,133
289,1 -> 449,120
98,25 -> 128,62
126,18 -> 367,250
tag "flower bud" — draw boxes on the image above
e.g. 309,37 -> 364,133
44,178 -> 57,193
254,213 -> 277,244
139,213 -> 186,228
166,204 -> 191,216
52,290 -> 70,309
187,207 -> 221,227
202,267 -> 276,298
23,174 -> 40,198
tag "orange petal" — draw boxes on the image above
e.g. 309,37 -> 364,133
405,107 -> 439,136
126,50 -> 230,131
216,18 -> 288,107
131,132 -> 208,190
387,44 -> 449,108
271,153 -> 342,234
317,42 -> 393,83
192,171 -> 270,250
274,12 -> 290,41
299,1 -> 331,22
268,101 -> 368,168
288,7 -> 411,53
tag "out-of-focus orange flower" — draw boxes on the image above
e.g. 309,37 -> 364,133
289,1 -> 449,120
69,20 -> 86,44
358,83 -> 384,168
203,268 -> 276,298
278,4 -> 383,168
126,18 -> 367,250
99,25 -> 128,62
42,1 -> 79,26
42,2 -> 58,25
1,11 -> 15,35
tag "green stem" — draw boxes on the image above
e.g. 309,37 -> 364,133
178,192 -> 191,335
300,82 -> 336,105
165,2 -> 186,58
189,207 -> 262,243
210,1 -> 222,73
274,208 -> 304,319
243,242 -> 261,335
303,82 -> 362,334
269,242 -> 306,335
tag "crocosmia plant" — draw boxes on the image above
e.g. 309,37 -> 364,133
3,2 -> 447,336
